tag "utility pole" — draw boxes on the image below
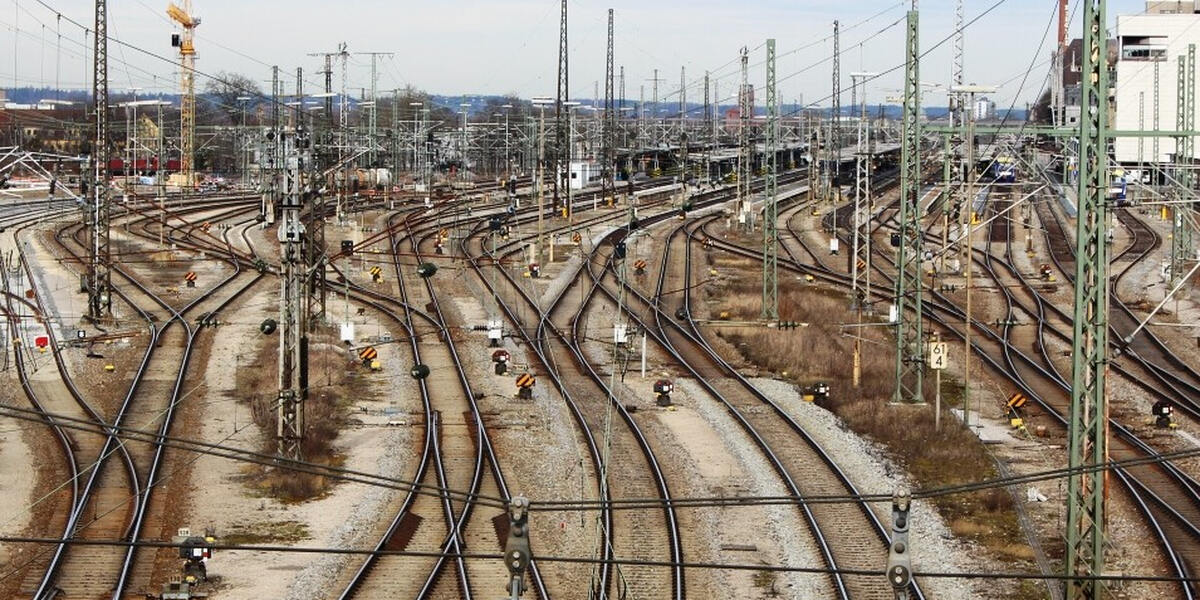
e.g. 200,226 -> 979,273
1065,0 -> 1110,595
851,72 -> 876,313
277,80 -> 313,460
737,48 -> 751,225
306,49 -> 338,133
603,9 -> 616,208
157,101 -> 166,248
554,0 -> 569,212
1172,45 -> 1195,287
704,70 -> 713,182
264,66 -> 281,226
679,66 -> 686,119
763,39 -> 779,321
301,66 -> 326,327
337,42 -> 349,221
355,52 -> 394,167
952,0 -> 965,127
646,69 -> 664,148
832,20 -> 841,202
1154,60 -> 1161,179
954,83 -> 994,428
88,0 -> 111,319
893,3 -> 924,404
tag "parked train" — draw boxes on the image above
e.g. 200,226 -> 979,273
343,168 -> 392,192
991,157 -> 1017,183
106,157 -> 182,175
1109,168 -> 1129,205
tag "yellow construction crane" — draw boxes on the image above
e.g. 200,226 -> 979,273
167,1 -> 199,187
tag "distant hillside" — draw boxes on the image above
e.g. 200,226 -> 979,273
4,87 -> 1027,122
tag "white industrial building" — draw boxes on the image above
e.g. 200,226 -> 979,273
1114,6 -> 1200,164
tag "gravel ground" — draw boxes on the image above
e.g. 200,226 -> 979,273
448,280 -> 599,596
185,281 -> 418,600
283,426 -> 408,600
673,378 -> 828,599
744,377 -> 987,599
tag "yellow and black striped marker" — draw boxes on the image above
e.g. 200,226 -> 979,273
856,258 -> 867,271
369,266 -> 383,282
439,228 -> 449,239
185,271 -> 197,287
516,372 -> 535,399
1007,392 -> 1028,409
201,221 -> 212,232
572,232 -> 582,244
359,346 -> 379,366
633,259 -> 647,274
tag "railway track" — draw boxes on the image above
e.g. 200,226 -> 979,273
705,165 -> 1200,597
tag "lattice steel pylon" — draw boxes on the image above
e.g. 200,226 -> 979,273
602,9 -> 616,206
763,39 -> 779,321
1172,45 -> 1195,287
851,73 -> 874,312
553,0 -> 568,212
893,6 -> 924,404
1066,0 -> 1110,596
679,66 -> 686,119
952,0 -> 965,126
88,0 -> 111,319
831,20 -> 841,199
737,47 -> 751,223
277,120 -> 311,460
300,66 -> 326,327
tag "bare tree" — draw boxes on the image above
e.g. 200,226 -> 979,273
203,71 -> 262,125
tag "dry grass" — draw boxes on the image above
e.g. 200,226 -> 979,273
237,325 -> 360,502
707,271 -> 1028,558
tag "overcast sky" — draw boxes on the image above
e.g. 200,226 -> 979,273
2,0 -> 1148,109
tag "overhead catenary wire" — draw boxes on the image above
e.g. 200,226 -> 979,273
1,534 -> 1199,584
6,398 -> 1200,513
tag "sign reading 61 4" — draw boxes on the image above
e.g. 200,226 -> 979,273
928,341 -> 948,370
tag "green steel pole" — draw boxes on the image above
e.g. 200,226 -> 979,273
1066,0 -> 1110,596
763,39 -> 779,320
893,8 -> 924,404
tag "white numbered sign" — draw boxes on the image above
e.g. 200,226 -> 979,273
928,342 -> 948,370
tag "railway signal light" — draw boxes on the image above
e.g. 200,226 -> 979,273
887,490 -> 912,598
1152,400 -> 1175,429
777,321 -> 804,330
654,379 -> 674,406
492,349 -> 511,375
411,364 -> 431,380
801,382 -> 830,401
614,241 -> 627,260
341,240 -> 354,254
259,319 -> 277,335
417,262 -> 438,278
504,496 -> 531,599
